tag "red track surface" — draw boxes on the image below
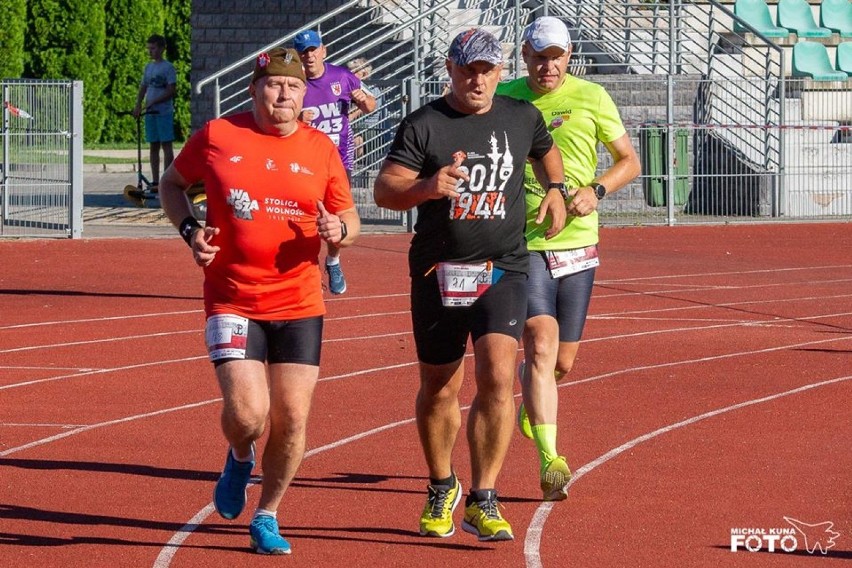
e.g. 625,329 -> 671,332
1,224 -> 850,567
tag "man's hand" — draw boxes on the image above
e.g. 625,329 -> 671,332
316,201 -> 345,244
422,152 -> 469,201
566,186 -> 599,218
299,109 -> 316,123
536,189 -> 567,239
351,88 -> 368,107
189,226 -> 221,267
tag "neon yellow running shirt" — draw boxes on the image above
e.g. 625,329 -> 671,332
496,75 -> 625,250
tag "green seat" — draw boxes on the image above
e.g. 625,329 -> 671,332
778,0 -> 832,38
820,0 -> 852,38
793,41 -> 848,80
837,42 -> 852,76
734,0 -> 791,38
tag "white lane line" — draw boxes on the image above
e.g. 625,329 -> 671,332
4,269 -> 848,333
0,310 -> 202,331
152,415 -> 419,568
0,399 -> 221,457
0,422 -> 87,429
523,375 -> 852,568
595,264 -> 852,284
0,330 -> 199,354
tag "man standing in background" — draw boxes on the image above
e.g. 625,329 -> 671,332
133,34 -> 177,191
295,29 -> 376,295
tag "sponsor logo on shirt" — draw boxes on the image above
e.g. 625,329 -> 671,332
549,109 -> 571,130
290,162 -> 314,175
227,188 -> 259,220
229,155 -> 243,163
265,158 -> 278,171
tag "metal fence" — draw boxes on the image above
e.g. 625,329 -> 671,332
196,0 -> 852,227
1,80 -> 83,238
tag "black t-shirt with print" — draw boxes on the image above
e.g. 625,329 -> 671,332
386,95 -> 553,277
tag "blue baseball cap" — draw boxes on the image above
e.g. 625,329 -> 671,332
294,30 -> 322,53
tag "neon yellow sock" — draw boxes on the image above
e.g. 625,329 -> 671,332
531,424 -> 558,471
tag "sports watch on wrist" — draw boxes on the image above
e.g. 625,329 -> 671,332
547,182 -> 569,200
590,182 -> 607,199
339,221 -> 348,242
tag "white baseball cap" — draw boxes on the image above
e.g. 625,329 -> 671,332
523,16 -> 571,52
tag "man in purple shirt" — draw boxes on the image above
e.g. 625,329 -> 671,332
295,29 -> 376,295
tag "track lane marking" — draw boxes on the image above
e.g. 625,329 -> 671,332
523,375 -> 852,568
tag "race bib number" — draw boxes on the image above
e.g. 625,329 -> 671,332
435,262 -> 503,307
205,314 -> 249,361
545,245 -> 600,278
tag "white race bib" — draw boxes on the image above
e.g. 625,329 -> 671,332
205,314 -> 249,361
545,245 -> 600,279
435,261 -> 502,307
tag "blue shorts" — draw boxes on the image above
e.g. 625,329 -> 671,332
145,111 -> 175,143
527,251 -> 596,343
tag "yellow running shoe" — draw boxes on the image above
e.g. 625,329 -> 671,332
541,456 -> 572,501
462,490 -> 514,541
419,478 -> 462,537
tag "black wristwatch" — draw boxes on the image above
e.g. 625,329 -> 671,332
590,182 -> 607,200
547,182 -> 569,200
339,221 -> 348,242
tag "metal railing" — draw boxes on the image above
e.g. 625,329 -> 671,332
1,80 -> 83,238
195,0 -> 852,226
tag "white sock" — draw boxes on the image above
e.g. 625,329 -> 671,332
231,445 -> 254,463
326,255 -> 340,266
254,508 -> 277,519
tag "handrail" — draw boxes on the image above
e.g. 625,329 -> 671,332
195,0 -> 363,95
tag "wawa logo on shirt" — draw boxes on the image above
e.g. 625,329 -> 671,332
227,188 -> 259,220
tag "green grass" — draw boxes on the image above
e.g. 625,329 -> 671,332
83,155 -> 138,164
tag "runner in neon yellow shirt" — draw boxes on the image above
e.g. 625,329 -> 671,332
496,16 -> 640,501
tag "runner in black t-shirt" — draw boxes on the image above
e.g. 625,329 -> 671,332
374,28 -> 567,542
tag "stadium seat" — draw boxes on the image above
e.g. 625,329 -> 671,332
820,0 -> 852,38
733,0 -> 791,38
837,41 -> 852,76
777,0 -> 833,38
792,41 -> 848,80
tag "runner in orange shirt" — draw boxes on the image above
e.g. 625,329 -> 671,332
158,47 -> 360,556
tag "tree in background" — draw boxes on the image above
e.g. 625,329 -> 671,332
165,0 -> 191,141
0,0 -> 26,78
26,0 -> 107,143
101,0 -> 164,144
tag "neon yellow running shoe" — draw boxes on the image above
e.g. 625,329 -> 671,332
541,455 -> 572,501
419,478 -> 462,537
462,490 -> 514,541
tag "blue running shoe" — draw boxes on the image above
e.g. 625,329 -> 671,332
250,515 -> 292,555
326,261 -> 347,295
213,445 -> 254,520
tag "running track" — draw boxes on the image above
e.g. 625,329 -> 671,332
1,223 -> 850,567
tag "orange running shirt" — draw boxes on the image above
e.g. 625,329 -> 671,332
174,112 -> 354,320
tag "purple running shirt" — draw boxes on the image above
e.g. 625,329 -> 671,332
302,63 -> 361,171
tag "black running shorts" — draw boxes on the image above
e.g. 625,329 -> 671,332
205,314 -> 323,367
410,270 -> 527,366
